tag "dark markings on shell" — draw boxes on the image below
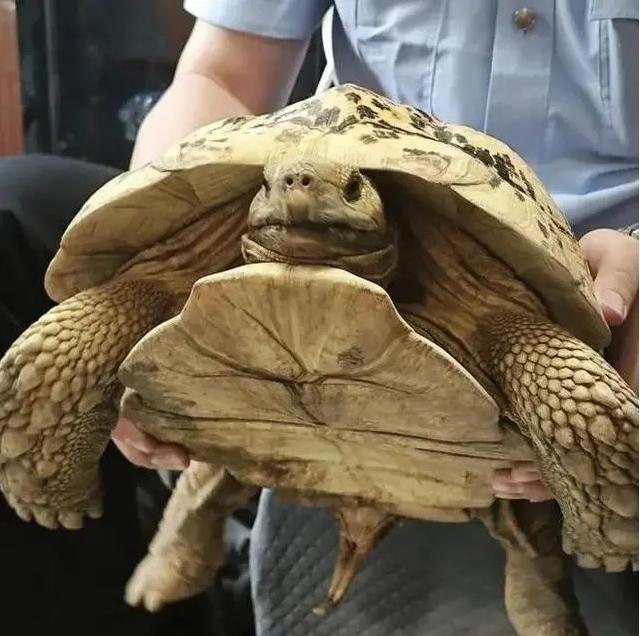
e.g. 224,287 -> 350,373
409,113 -> 428,131
275,128 -> 306,144
356,104 -> 378,119
401,149 -> 451,173
537,219 -> 549,238
492,153 -> 531,201
314,106 -> 341,127
328,114 -> 360,134
545,213 -> 575,243
370,97 -> 392,111
181,85 -> 548,216
409,105 -> 439,125
224,115 -> 251,131
403,148 -> 428,156
297,97 -> 323,117
353,102 -> 543,208
432,127 -> 453,144
287,116 -> 315,128
519,168 -> 537,200
462,145 -> 495,168
373,128 -> 402,140
337,347 -> 365,368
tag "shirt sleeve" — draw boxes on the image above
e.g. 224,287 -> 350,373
184,0 -> 331,40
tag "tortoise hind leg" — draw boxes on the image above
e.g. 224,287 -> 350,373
126,462 -> 257,612
477,499 -> 588,636
477,312 -> 638,572
0,279 -> 172,528
313,506 -> 395,616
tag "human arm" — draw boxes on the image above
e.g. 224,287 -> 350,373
129,19 -> 309,168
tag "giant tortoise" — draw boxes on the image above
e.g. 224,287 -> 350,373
0,85 -> 637,635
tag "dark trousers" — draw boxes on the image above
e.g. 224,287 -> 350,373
0,155 -> 156,636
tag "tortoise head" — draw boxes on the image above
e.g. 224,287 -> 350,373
242,160 -> 397,286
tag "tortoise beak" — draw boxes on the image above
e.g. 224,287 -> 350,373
283,188 -> 313,223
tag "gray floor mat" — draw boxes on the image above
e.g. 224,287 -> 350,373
250,491 -> 637,636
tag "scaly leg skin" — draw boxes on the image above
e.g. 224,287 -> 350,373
477,499 -> 588,636
126,462 -> 257,612
479,312 -> 639,572
0,280 -> 172,528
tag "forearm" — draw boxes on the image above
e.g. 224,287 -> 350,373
129,20 -> 308,170
130,73 -> 252,169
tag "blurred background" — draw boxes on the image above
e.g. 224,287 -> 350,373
2,0 -> 325,167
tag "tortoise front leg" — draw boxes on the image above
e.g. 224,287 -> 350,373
0,279 -> 172,528
477,312 -> 638,571
126,462 -> 257,612
477,499 -> 587,636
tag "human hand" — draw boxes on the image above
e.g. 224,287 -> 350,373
492,462 -> 551,501
580,228 -> 638,391
493,227 -> 639,502
112,416 -> 189,470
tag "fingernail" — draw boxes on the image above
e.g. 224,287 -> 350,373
494,491 -> 524,500
599,290 -> 626,324
493,485 -> 524,495
491,475 -> 519,488
513,470 -> 541,482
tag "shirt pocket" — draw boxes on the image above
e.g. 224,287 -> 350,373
352,0 -> 445,111
589,0 -> 638,152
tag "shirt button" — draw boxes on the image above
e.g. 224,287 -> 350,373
512,8 -> 536,31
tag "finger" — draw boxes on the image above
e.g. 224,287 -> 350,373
494,491 -> 526,500
491,473 -> 524,495
112,416 -> 160,454
580,229 -> 639,326
510,462 -> 541,482
112,417 -> 190,469
519,480 -> 553,502
148,446 -> 190,470
112,437 -> 157,469
494,482 -> 552,501
606,294 -> 639,392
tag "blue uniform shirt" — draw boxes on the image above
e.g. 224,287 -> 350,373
184,0 -> 638,234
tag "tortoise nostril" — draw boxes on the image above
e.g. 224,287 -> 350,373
301,175 -> 311,186
285,176 -> 294,187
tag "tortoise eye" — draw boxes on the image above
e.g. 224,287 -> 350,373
343,172 -> 363,203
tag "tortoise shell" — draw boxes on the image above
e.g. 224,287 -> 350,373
45,84 -> 608,349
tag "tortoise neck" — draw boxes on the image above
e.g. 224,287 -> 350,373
240,234 -> 398,289
391,213 -> 545,398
